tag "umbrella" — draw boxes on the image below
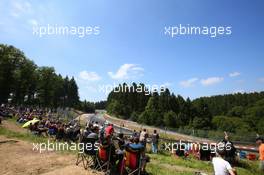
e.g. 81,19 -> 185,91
22,119 -> 40,128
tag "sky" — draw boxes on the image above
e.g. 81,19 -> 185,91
0,0 -> 264,101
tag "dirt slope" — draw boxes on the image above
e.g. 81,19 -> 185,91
0,119 -> 101,175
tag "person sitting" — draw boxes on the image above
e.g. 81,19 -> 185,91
117,133 -> 126,150
48,123 -> 57,136
83,125 -> 92,138
81,126 -> 99,156
87,126 -> 99,139
105,124 -> 114,137
175,144 -> 186,158
56,124 -> 65,140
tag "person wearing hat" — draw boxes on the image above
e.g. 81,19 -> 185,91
256,137 -> 264,172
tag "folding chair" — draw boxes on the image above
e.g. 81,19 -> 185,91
76,136 -> 98,169
120,146 -> 143,175
94,143 -> 115,173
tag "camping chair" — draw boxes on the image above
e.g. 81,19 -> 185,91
120,146 -> 143,175
94,142 -> 115,173
76,136 -> 98,169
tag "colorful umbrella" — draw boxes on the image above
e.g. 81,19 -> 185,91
22,119 -> 40,128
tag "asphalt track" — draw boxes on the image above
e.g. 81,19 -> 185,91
81,113 -> 133,135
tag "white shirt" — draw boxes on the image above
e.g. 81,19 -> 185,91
212,157 -> 232,175
139,131 -> 146,142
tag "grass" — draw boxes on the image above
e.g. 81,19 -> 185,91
146,153 -> 263,175
0,119 -> 78,155
0,124 -> 47,143
147,153 -> 212,174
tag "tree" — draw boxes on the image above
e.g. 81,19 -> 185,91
37,67 -> 57,107
192,99 -> 212,129
67,77 -> 79,107
227,106 -> 244,118
0,44 -> 84,110
0,45 -> 26,103
163,111 -> 176,128
212,116 -> 250,133
144,94 -> 162,126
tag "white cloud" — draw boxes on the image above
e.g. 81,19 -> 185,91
179,78 -> 198,88
10,1 -> 32,18
233,89 -> 245,94
229,72 -> 241,77
108,64 -> 144,80
79,71 -> 101,81
200,77 -> 224,86
258,77 -> 264,83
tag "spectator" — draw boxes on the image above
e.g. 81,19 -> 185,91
132,129 -> 138,138
128,137 -> 150,173
139,128 -> 148,146
117,133 -> 125,150
212,147 -> 236,175
151,130 -> 159,154
256,137 -> 264,172
93,121 -> 99,128
222,133 -> 237,165
175,144 -> 187,158
105,123 -> 114,136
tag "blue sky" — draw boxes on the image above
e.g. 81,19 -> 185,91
0,0 -> 264,101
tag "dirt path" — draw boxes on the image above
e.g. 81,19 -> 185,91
0,119 -> 102,175
0,135 -> 101,175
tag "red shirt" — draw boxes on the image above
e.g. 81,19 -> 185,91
105,125 -> 114,136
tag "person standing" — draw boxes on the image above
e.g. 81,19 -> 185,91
256,137 -> 264,172
151,130 -> 159,154
139,128 -> 148,147
222,132 -> 237,165
212,148 -> 236,175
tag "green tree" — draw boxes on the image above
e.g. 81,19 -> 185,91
163,111 -> 176,128
227,106 -> 244,117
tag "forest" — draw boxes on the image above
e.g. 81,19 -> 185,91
0,44 -> 107,113
107,83 -> 264,135
0,44 -> 81,108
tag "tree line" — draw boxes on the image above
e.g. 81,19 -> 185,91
0,44 -> 79,108
0,44 -> 107,113
80,100 -> 107,113
107,83 -> 264,135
